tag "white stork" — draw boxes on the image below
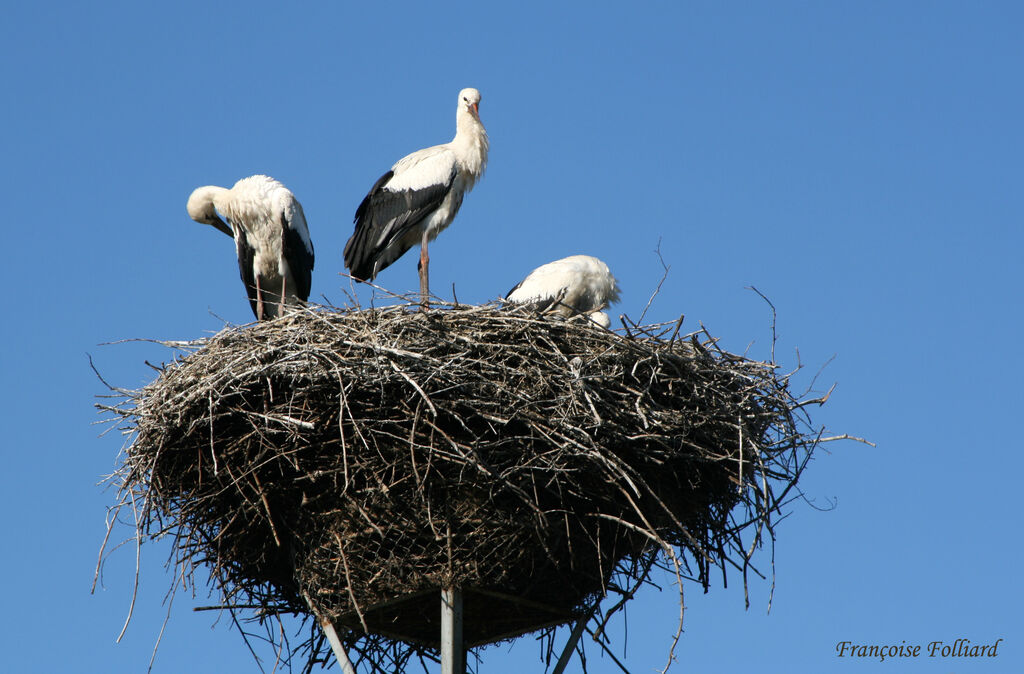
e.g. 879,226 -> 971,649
343,87 -> 489,304
186,174 -> 315,321
505,255 -> 621,328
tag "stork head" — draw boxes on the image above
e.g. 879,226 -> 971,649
458,87 -> 482,118
187,186 -> 233,236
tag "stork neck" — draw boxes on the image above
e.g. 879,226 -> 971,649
452,112 -> 489,184
200,186 -> 226,215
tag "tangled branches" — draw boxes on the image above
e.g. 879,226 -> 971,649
97,303 -> 827,672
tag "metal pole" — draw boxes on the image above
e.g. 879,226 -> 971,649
441,587 -> 465,674
302,590 -> 357,674
319,617 -> 358,674
551,611 -> 592,674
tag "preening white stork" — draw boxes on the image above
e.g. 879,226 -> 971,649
505,255 -> 621,328
186,175 -> 315,321
343,87 -> 489,303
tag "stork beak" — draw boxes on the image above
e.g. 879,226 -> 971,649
210,216 -> 233,238
470,102 -> 479,116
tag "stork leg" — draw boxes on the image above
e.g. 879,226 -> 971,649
256,276 -> 265,321
418,229 -> 430,308
280,273 -> 287,316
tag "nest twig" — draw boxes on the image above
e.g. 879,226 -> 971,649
96,301 -> 829,673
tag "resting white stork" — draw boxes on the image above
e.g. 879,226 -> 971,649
343,87 -> 489,304
186,174 -> 315,321
505,255 -> 621,328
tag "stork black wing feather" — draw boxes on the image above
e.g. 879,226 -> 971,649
232,226 -> 260,320
344,167 -> 456,281
281,209 -> 314,302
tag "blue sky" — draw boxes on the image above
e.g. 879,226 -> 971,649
1,2 -> 1021,672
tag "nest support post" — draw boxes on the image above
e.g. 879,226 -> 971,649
441,587 -> 465,674
551,607 -> 595,674
303,590 -> 357,674
321,619 -> 357,674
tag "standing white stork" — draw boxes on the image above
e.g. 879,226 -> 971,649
343,87 -> 489,304
505,255 -> 621,328
186,174 -> 315,321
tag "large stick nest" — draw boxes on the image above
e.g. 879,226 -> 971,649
99,303 -> 822,671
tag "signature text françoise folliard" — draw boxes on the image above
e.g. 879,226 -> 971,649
836,638 -> 1003,663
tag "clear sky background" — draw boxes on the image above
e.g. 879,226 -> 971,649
1,2 -> 1021,672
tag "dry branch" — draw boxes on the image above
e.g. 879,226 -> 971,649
97,302 -> 825,672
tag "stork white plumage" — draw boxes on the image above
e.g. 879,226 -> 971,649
186,175 -> 315,321
505,255 -> 621,328
344,87 -> 489,304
